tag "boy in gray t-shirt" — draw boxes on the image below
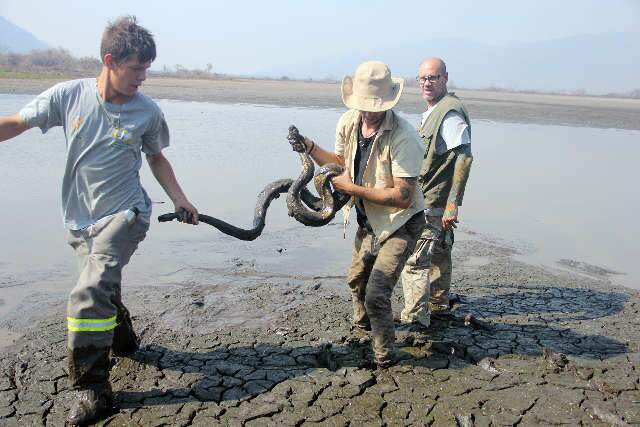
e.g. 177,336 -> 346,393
0,16 -> 198,425
20,78 -> 169,230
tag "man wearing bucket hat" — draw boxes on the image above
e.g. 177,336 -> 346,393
293,61 -> 426,368
400,57 -> 474,326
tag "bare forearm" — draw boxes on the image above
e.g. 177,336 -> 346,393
146,154 -> 188,204
339,177 -> 416,209
351,186 -> 410,208
447,146 -> 473,205
442,146 -> 473,229
303,138 -> 344,167
0,115 -> 30,143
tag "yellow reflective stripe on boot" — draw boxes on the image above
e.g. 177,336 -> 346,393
67,315 -> 118,332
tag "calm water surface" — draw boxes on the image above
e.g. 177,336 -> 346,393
1,94 -> 638,340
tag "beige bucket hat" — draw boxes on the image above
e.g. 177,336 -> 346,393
341,61 -> 404,112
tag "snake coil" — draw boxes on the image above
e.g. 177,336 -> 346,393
158,125 -> 350,240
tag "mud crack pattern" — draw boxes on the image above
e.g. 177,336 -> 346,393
0,238 -> 639,426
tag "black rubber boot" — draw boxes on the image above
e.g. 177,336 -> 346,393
66,347 -> 112,426
111,306 -> 140,357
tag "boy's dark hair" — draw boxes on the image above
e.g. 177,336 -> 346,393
100,16 -> 156,64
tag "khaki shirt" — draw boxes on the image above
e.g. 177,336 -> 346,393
335,109 -> 425,242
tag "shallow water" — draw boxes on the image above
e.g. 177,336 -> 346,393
460,121 -> 640,289
1,94 -> 639,348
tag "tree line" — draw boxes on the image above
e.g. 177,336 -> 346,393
1,48 -> 638,99
0,48 -> 101,75
0,48 -> 223,79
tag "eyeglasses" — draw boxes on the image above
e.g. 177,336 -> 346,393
415,75 -> 441,85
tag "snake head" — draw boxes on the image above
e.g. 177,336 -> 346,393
287,125 -> 307,153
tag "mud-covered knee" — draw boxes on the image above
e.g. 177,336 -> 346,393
365,292 -> 390,313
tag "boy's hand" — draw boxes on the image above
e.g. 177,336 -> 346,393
175,200 -> 199,225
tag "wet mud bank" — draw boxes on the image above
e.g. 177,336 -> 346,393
0,234 -> 639,426
2,77 -> 639,130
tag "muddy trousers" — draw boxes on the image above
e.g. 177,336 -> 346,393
401,214 -> 453,320
65,212 -> 148,388
346,213 -> 424,363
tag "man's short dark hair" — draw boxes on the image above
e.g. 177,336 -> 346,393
100,16 -> 156,64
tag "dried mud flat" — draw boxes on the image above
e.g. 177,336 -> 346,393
1,76 -> 639,425
1,77 -> 639,130
0,234 -> 639,426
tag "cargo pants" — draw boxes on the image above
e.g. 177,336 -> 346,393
401,214 -> 453,324
65,211 -> 149,386
346,213 -> 424,364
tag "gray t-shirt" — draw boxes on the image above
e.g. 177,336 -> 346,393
19,78 -> 169,230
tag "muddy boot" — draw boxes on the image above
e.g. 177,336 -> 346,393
66,383 -> 113,426
67,347 -> 112,426
111,306 -> 140,357
374,349 -> 413,370
429,301 -> 450,315
351,298 -> 371,331
353,319 -> 372,331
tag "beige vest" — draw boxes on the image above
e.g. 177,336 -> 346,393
418,93 -> 471,208
336,110 -> 425,242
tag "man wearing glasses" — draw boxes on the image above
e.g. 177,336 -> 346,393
400,57 -> 474,327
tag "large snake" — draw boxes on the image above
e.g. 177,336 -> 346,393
158,125 -> 350,240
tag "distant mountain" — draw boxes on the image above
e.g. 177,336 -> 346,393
0,16 -> 48,53
260,33 -> 640,94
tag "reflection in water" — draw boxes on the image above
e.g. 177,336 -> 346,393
0,94 -> 639,330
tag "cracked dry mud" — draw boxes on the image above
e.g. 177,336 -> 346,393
0,237 -> 639,426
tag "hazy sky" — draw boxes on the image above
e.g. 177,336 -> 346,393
1,0 -> 639,75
